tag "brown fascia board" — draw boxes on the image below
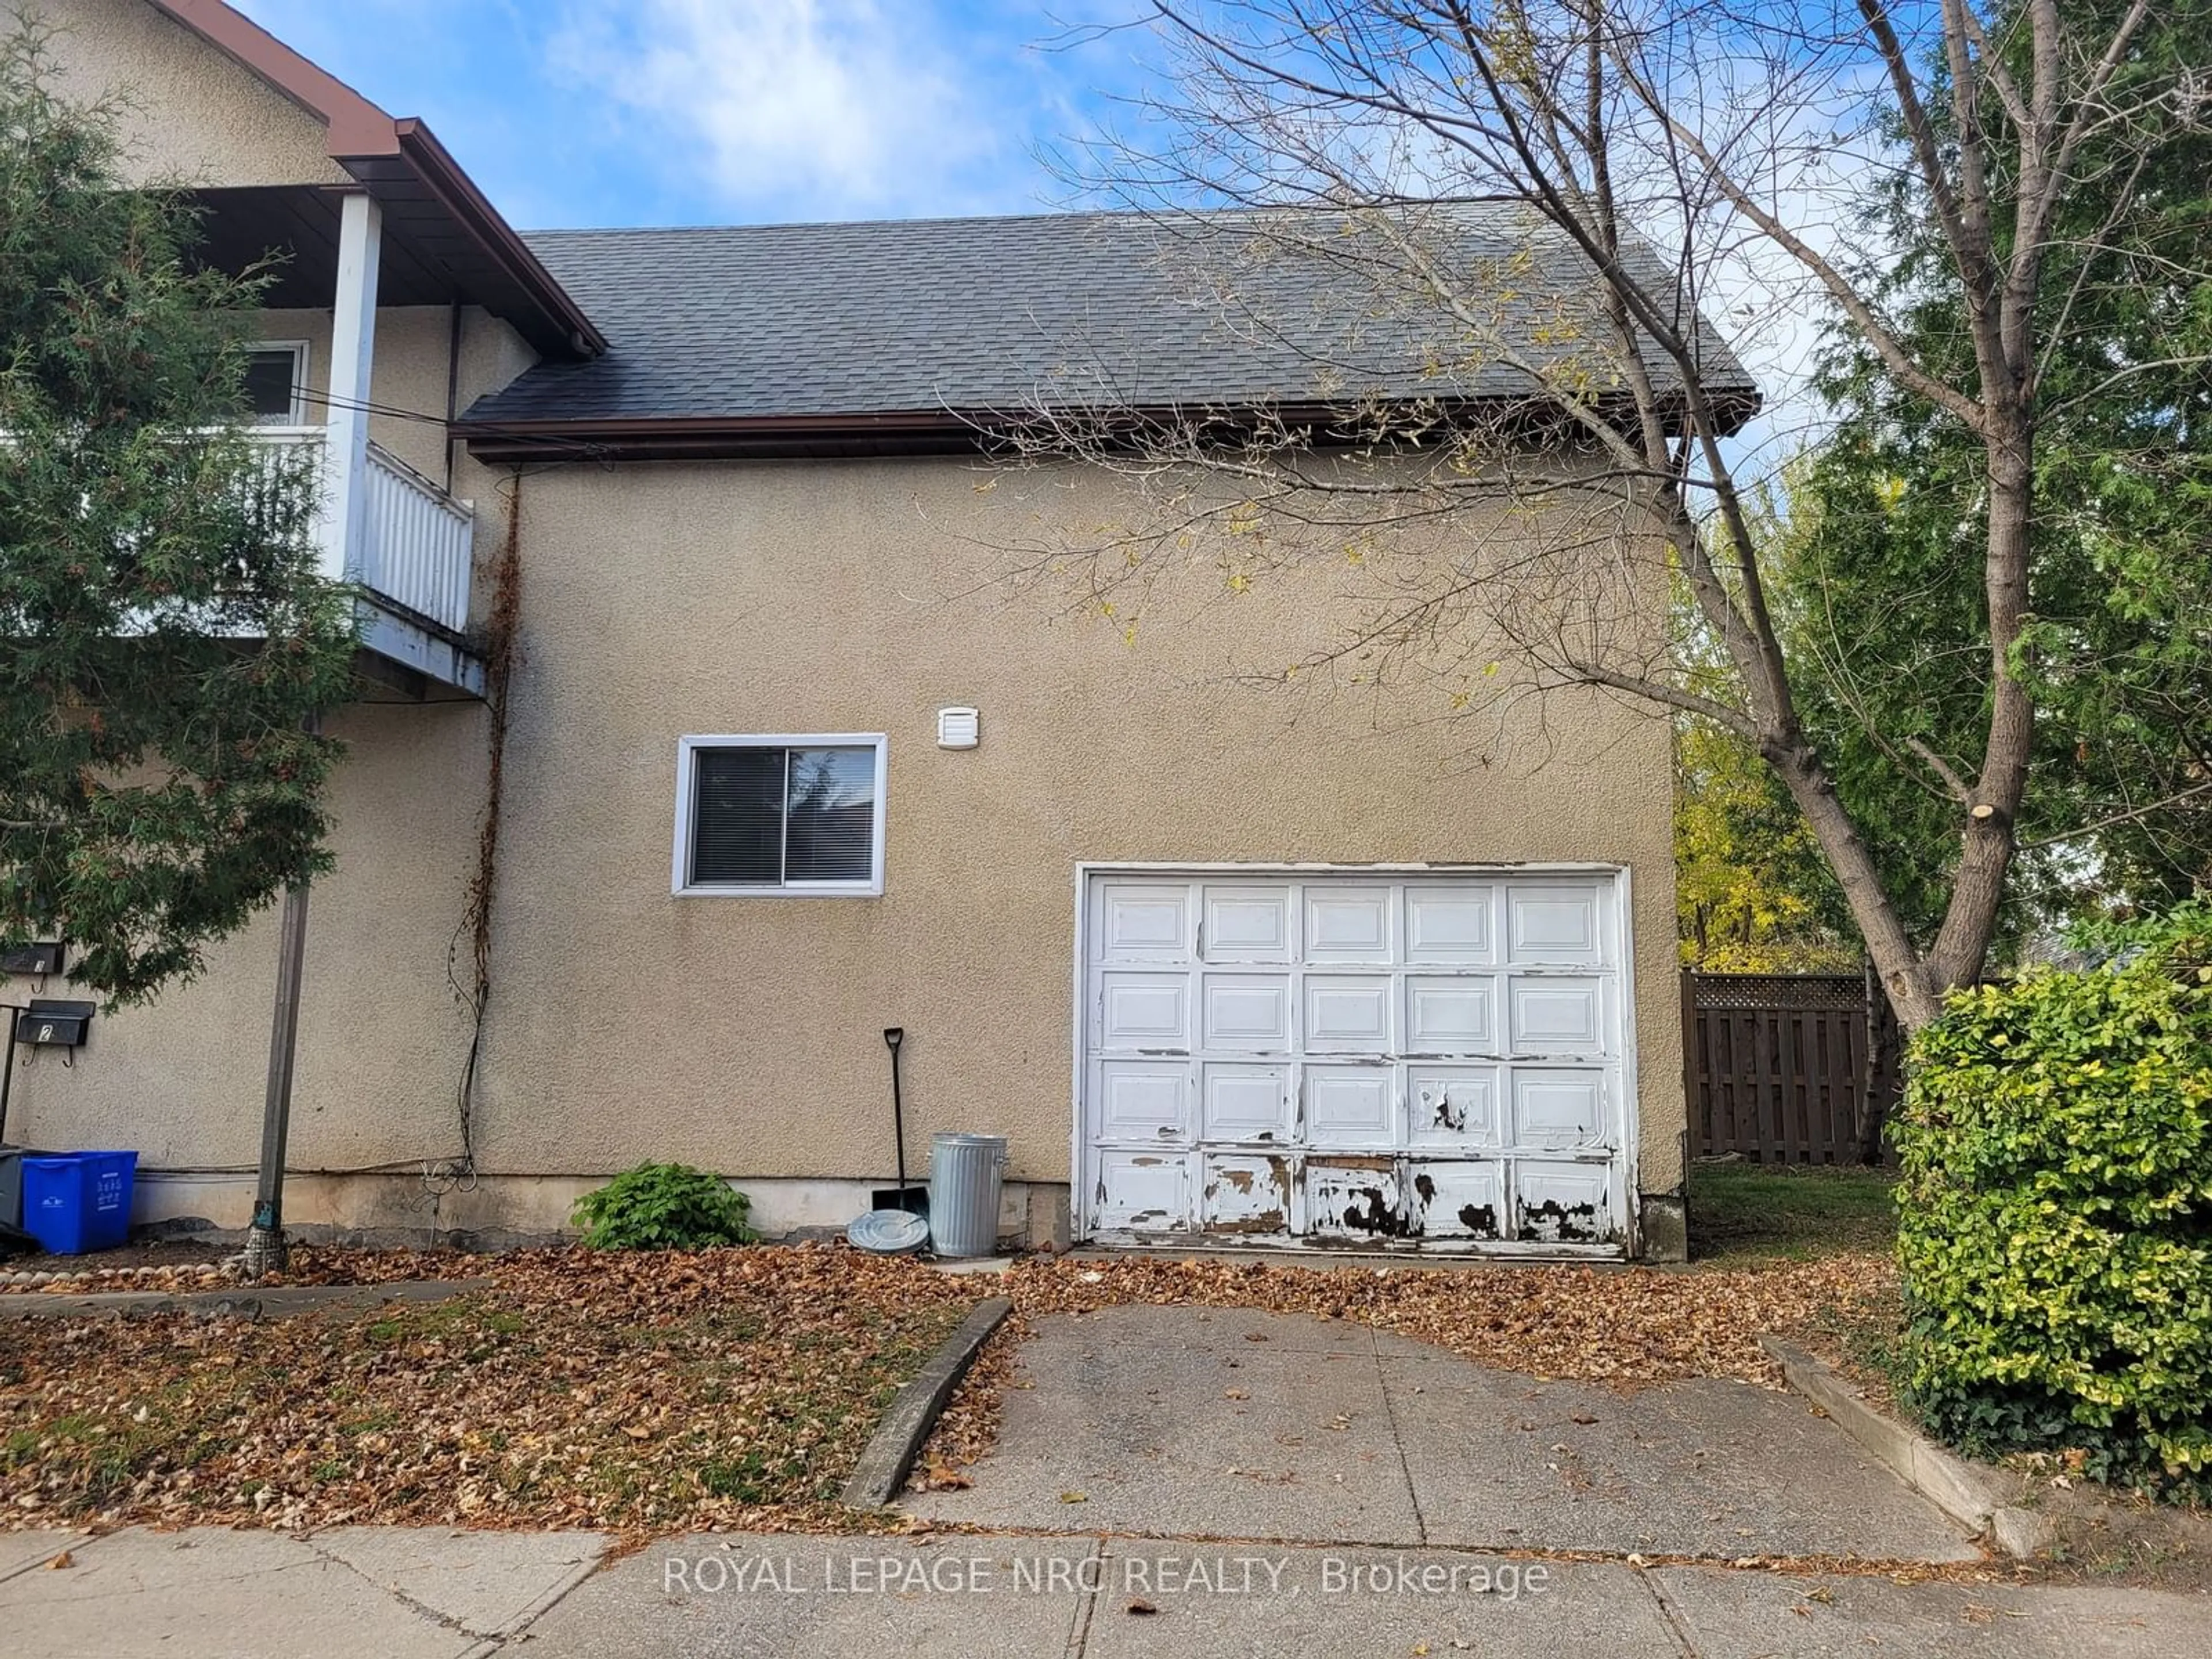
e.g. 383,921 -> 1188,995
384,122 -> 607,357
457,387 -> 1761,464
144,0 -> 601,359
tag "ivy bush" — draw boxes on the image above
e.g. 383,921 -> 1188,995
571,1162 -> 759,1251
1895,903 -> 2212,1496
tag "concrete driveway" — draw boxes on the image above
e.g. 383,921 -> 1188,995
902,1303 -> 1979,1562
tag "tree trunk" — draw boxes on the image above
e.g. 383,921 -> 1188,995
1922,419 -> 2036,994
1764,737 -> 1945,1029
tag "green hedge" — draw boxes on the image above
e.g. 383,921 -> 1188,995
1895,903 -> 2212,1495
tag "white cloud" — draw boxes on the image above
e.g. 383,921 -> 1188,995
547,0 -> 1001,216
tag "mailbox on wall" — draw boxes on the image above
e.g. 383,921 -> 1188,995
15,999 -> 93,1049
0,943 -> 64,977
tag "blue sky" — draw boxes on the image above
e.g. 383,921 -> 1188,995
234,0 -> 1149,231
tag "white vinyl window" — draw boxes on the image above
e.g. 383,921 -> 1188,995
244,341 -> 310,425
673,734 -> 887,896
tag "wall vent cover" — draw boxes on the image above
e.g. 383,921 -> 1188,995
937,707 -> 980,749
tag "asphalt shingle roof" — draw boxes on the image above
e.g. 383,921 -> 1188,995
464,204 -> 1755,427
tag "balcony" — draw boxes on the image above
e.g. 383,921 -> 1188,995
250,429 -> 484,696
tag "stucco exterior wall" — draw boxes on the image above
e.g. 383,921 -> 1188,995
16,0 -> 350,187
9,699 -> 488,1172
464,459 -> 1685,1199
9,289 -> 533,1167
10,456 -> 1685,1223
4,9 -> 539,1185
2,0 -> 1686,1244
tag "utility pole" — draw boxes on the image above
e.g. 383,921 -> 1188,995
242,825 -> 313,1278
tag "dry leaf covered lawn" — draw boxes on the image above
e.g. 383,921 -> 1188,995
1,1248 -> 975,1534
2,1242 -> 1900,1535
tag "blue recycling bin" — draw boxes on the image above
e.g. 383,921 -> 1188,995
22,1151 -> 138,1255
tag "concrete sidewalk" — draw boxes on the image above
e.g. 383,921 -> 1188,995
4,1527 -> 2203,1657
903,1304 -> 1979,1562
0,1525 -> 605,1658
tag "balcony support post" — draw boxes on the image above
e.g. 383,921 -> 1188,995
242,195 -> 377,1274
322,189 -> 382,582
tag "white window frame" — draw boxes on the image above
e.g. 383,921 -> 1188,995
672,733 -> 888,898
247,339 -> 312,427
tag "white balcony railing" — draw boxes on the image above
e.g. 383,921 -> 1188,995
249,427 -> 475,639
361,441 -> 474,634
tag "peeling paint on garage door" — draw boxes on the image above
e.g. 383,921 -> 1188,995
1075,868 -> 1637,1255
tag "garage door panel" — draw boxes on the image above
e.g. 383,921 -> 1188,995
1202,1063 -> 1291,1142
1092,1059 -> 1190,1141
1097,884 -> 1190,960
1097,972 -> 1190,1050
1304,975 -> 1393,1052
1305,1158 -> 1405,1241
1407,1161 -> 1505,1240
1405,885 -> 1495,964
1200,973 -> 1292,1050
1202,885 -> 1293,961
1508,884 -> 1604,964
1082,870 -> 1630,1255
1407,975 -> 1498,1053
1305,1064 -> 1396,1145
1092,1150 -> 1191,1231
1514,1162 -> 1615,1244
1304,885 -> 1394,963
1408,1064 -> 1502,1148
1508,976 -> 1604,1054
1510,1067 -> 1608,1149
1200,1152 -> 1294,1233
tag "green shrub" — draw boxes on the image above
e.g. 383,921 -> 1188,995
571,1162 -> 759,1251
1895,903 -> 2212,1497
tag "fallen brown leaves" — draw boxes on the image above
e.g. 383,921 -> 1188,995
0,1246 -> 974,1535
0,1242 -> 467,1297
1000,1252 -> 1898,1387
907,1317 -> 1025,1494
2,1243 -> 1903,1540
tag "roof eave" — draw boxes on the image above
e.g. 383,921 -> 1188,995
457,387 -> 1763,463
383,122 -> 607,357
145,0 -> 601,360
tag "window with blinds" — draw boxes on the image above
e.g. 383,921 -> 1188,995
676,736 -> 885,894
245,343 -> 308,425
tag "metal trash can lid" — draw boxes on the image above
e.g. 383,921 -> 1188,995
930,1132 -> 1007,1149
847,1209 -> 930,1254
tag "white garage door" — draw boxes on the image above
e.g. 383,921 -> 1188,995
1076,869 -> 1637,1255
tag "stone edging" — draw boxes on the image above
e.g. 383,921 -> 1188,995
0,1264 -> 229,1290
1759,1335 -> 2052,1558
0,1278 -> 491,1321
840,1296 -> 1013,1509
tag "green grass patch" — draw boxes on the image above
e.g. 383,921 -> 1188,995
1688,1160 -> 1897,1262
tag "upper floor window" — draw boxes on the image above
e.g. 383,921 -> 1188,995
672,734 -> 887,896
244,343 -> 309,425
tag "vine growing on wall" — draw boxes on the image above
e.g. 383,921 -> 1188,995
436,469 -> 524,1185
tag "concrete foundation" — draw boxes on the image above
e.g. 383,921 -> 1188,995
1637,1191 -> 1689,1262
128,1169 -> 1071,1251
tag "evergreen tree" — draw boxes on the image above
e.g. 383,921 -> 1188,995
0,31 -> 357,1002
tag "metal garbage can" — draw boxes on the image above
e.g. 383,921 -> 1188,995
927,1132 -> 1007,1257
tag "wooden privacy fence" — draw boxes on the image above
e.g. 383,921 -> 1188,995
1682,971 -> 1903,1165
